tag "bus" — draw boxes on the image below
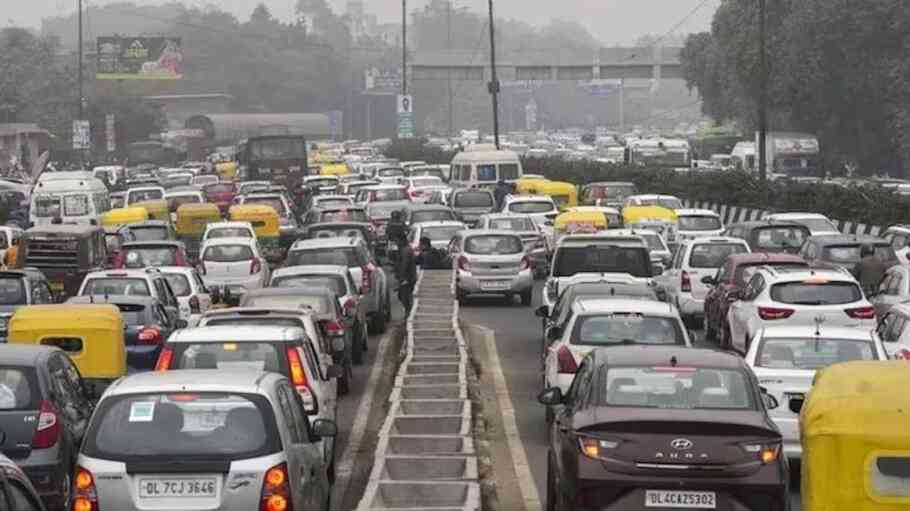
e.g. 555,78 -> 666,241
237,135 -> 308,188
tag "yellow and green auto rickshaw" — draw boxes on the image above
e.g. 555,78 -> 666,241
537,180 -> 579,210
801,361 -> 910,511
320,162 -> 351,176
130,199 -> 169,222
622,205 -> 679,249
552,210 -> 608,243
175,203 -> 222,261
215,160 -> 238,180
8,304 -> 126,395
514,176 -> 551,195
229,204 -> 282,262
101,207 -> 151,257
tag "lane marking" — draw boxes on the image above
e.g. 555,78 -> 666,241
477,324 -> 542,511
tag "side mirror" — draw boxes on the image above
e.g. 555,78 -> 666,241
788,396 -> 804,414
651,263 -> 665,276
546,326 -> 563,342
325,365 -> 344,379
701,276 -> 716,286
175,319 -> 189,329
535,305 -> 549,318
312,418 -> 338,439
537,387 -> 564,406
760,387 -> 779,410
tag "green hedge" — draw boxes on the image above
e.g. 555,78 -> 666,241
384,140 -> 910,228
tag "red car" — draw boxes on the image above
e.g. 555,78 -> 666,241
702,253 -> 807,348
203,182 -> 237,214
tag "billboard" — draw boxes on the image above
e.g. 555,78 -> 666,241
96,37 -> 184,80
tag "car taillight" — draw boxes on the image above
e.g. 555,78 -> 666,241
260,463 -> 292,511
138,325 -> 163,345
742,442 -> 781,464
72,466 -> 99,511
286,347 -> 315,413
323,319 -> 345,337
196,261 -> 207,276
894,348 -> 910,361
758,307 -> 795,320
250,258 -> 262,275
32,399 -> 60,449
361,263 -> 374,292
155,346 -> 174,371
845,306 -> 875,319
556,346 -> 577,374
189,295 -> 201,314
680,270 -> 692,293
519,256 -> 530,271
457,255 -> 471,272
343,297 -> 356,316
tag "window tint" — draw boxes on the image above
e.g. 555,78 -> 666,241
287,248 -> 361,267
770,281 -> 862,305
688,243 -> 749,268
499,163 -> 520,180
477,164 -> 496,181
129,227 -> 169,242
0,278 -> 26,305
203,245 -> 254,262
678,215 -> 722,231
272,275 -> 345,296
175,342 -> 283,372
453,191 -> 493,208
603,367 -> 754,410
410,210 -> 455,223
370,188 -> 407,201
123,247 -> 177,268
489,217 -> 535,231
553,246 -> 650,278
207,228 -> 252,239
82,278 -> 150,296
756,338 -> 876,369
0,367 -> 34,410
753,226 -> 808,251
464,235 -> 523,255
320,209 -> 369,223
572,314 -> 685,346
508,201 -> 555,214
422,225 -> 464,242
823,244 -> 897,264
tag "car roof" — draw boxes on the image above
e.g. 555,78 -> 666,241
243,287 -> 336,300
415,221 -> 466,229
590,345 -> 745,369
406,204 -> 451,211
85,269 -> 160,279
0,344 -> 58,365
272,265 -> 349,277
755,266 -> 852,280
105,369 -> 284,396
201,236 -> 257,247
69,294 -> 160,306
290,237 -> 361,249
122,240 -> 184,248
128,220 -> 170,228
766,212 -> 830,220
759,325 -> 875,341
574,297 -> 676,315
205,221 -> 253,230
808,234 -> 888,245
729,220 -> 809,229
157,266 -> 198,275
169,325 -> 305,343
462,229 -> 523,238
506,194 -> 553,202
724,253 -> 807,265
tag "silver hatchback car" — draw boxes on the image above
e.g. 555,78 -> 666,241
72,370 -> 336,511
449,230 -> 534,305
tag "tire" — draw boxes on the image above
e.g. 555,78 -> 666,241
720,322 -> 732,351
361,324 -> 369,353
545,404 -> 554,424
520,289 -> 533,306
546,454 -> 557,511
384,293 -> 392,323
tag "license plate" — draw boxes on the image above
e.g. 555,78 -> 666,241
480,280 -> 510,290
645,490 -> 716,509
139,478 -> 218,498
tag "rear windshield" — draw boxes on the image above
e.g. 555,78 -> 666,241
174,343 -> 284,372
734,262 -> 806,286
600,185 -> 636,199
553,245 -> 651,278
489,217 -> 535,231
241,295 -> 329,313
207,227 -> 252,239
411,210 -> 455,223
206,317 -> 303,329
423,226 -> 463,242
307,178 -> 338,188
203,245 -> 254,262
508,201 -> 554,214
465,235 -> 523,255
636,197 -> 683,209
129,227 -> 169,242
679,215 -> 722,231
688,243 -> 748,268
604,367 -> 755,410
572,314 -> 685,346
204,184 -> 234,194
287,248 -> 362,267
82,278 -> 150,296
0,367 -> 35,410
320,209 -> 369,223
123,247 -> 178,268
0,278 -> 26,305
272,275 -> 345,296
770,281 -> 862,305
797,218 -> 838,232
371,188 -> 407,201
128,189 -> 163,203
753,226 -> 809,251
823,244 -> 895,264
757,338 -> 876,370
162,273 -> 191,297
308,227 -> 366,241
83,392 -> 279,460
315,198 -> 353,208
378,168 -> 404,177
453,192 -> 493,208
410,169 -> 445,180
639,233 -> 667,252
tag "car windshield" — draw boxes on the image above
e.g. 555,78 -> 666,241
203,245 -> 254,262
770,281 -> 862,305
553,246 -> 650,278
130,227 -> 169,242
489,217 -> 535,231
465,235 -> 523,255
508,201 -> 554,214
241,295 -> 329,313
0,278 -> 26,305
754,227 -> 808,250
794,218 -> 838,232
128,189 -> 163,203
82,278 -> 150,296
207,227 -> 252,239
679,215 -> 722,231
175,343 -> 282,372
316,198 -> 353,208
371,188 -> 407,201
423,226 -> 463,242
453,192 -> 493,208
410,177 -> 442,188
411,210 -> 455,223
33,195 -> 61,217
84,392 -> 278,460
572,314 -> 685,346
272,275 -> 345,296
63,194 -> 90,216
823,244 -> 895,264
287,248 -> 361,267
0,367 -> 34,410
123,247 -> 178,268
603,366 -> 755,410
757,338 -> 877,370
113,303 -> 148,326
245,198 -> 286,216
321,209 -> 369,223
162,273 -> 191,297
689,243 -> 749,268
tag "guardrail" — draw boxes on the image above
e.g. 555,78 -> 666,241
683,199 -> 886,236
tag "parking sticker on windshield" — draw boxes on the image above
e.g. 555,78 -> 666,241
129,401 -> 156,422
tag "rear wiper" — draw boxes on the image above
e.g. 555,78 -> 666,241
791,301 -> 824,305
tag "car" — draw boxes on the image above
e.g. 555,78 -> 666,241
403,204 -> 458,227
501,194 -> 559,222
302,206 -> 370,226
675,208 -> 724,240
202,182 -> 237,214
269,265 -> 370,364
236,180 -> 271,196
0,345 -> 94,510
580,181 -> 637,208
299,221 -> 375,249
310,195 -> 354,210
192,174 -> 219,187
539,346 -> 789,511
158,266 -> 212,326
0,269 -> 55,343
370,166 -> 406,182
764,212 -> 840,235
355,184 -> 410,205
726,266 -> 874,354
286,237 -> 390,334
124,186 -> 165,206
882,224 -> 910,265
404,176 -> 448,203
336,179 -> 379,198
303,175 -> 340,195
475,214 -> 549,277
67,295 -> 181,369
656,237 -> 751,328
202,221 -> 256,244
542,298 -> 692,397
702,253 -> 809,347
623,193 -> 684,209
197,237 -> 270,299
113,240 -> 191,269
406,164 -> 449,182
159,172 -> 194,189
407,220 -> 466,253
121,220 -> 176,242
156,325 -> 341,479
447,188 -> 496,226
745,325 -> 887,462
73,370 -> 336,511
797,234 -> 899,272
0,452 -> 47,511
722,220 -> 811,255
77,269 -> 181,323
365,201 -> 410,253
449,230 -> 533,305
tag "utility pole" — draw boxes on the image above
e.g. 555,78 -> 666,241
77,0 -> 84,119
487,0 -> 500,149
401,0 -> 407,96
757,0 -> 768,181
446,0 -> 454,136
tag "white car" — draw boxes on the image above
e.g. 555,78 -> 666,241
404,176 -> 449,203
727,266 -> 875,354
874,302 -> 910,359
764,212 -> 840,236
501,194 -> 559,222
197,237 -> 270,297
882,224 -> 910,266
202,221 -> 257,243
77,268 -> 183,322
657,237 -> 750,327
125,186 -> 165,206
746,325 -> 887,460
158,266 -> 212,326
676,208 -> 724,240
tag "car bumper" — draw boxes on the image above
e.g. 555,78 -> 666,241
456,270 -> 533,295
203,275 -> 264,291
17,447 -> 67,498
127,344 -> 162,370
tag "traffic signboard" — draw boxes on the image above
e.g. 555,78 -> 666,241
397,94 -> 415,139
105,114 -> 116,152
72,120 -> 91,150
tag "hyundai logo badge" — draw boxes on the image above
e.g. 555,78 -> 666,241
670,438 -> 693,450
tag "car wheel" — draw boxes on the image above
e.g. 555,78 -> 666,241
520,289 -> 533,306
546,454 -> 557,511
50,465 -> 71,511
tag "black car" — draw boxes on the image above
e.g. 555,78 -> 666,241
67,295 -> 182,370
721,220 -> 811,255
539,346 -> 788,511
0,452 -> 47,510
798,234 -> 899,272
403,204 -> 458,227
0,345 -> 94,510
448,188 -> 497,226
0,270 -> 55,343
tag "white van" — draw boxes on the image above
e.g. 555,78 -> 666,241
30,171 -> 110,226
449,145 -> 523,189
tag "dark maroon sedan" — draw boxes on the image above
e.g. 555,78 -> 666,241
702,253 -> 807,349
539,346 -> 789,511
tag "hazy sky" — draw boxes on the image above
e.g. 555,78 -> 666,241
10,0 -> 717,45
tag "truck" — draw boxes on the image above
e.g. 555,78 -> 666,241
627,138 -> 691,169
755,131 -> 820,178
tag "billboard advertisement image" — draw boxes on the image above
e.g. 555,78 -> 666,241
96,37 -> 184,80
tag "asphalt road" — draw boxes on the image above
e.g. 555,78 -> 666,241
460,282 -> 802,510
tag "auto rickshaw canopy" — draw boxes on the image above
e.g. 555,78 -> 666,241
535,180 -> 578,210
228,204 -> 280,238
130,199 -> 169,222
101,207 -> 149,228
176,203 -> 223,236
553,211 -> 608,237
622,205 -> 678,225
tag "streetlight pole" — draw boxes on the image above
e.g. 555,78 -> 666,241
401,0 -> 407,96
757,0 -> 768,181
487,0 -> 500,149
446,0 -> 454,136
77,0 -> 84,119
